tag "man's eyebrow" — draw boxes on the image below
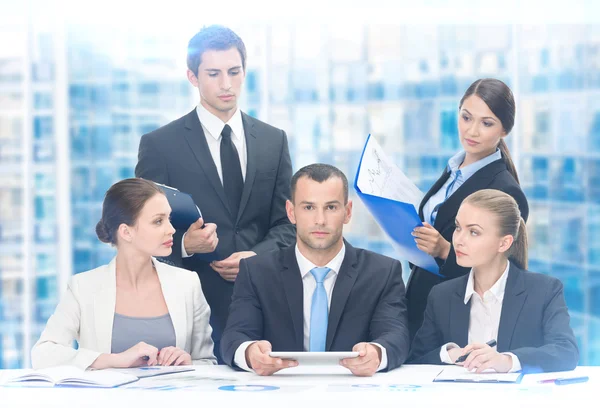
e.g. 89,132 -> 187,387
203,66 -> 242,71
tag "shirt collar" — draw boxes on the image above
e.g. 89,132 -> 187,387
464,260 -> 511,304
447,148 -> 502,179
295,243 -> 346,279
196,103 -> 244,142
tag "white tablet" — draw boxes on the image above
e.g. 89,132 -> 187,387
269,351 -> 359,366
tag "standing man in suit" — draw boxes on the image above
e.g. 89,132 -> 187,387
135,25 -> 295,363
221,164 -> 410,376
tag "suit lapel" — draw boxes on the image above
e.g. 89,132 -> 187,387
153,258 -> 187,350
420,170 -> 451,221
433,159 -> 506,232
497,265 -> 527,352
280,247 -> 304,350
94,259 -> 117,353
182,109 -> 231,215
237,113 -> 257,223
450,278 -> 470,347
326,243 -> 359,350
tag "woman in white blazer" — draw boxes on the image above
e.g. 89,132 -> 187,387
31,178 -> 217,369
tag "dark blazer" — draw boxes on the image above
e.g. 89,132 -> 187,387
220,241 -> 410,371
409,264 -> 579,372
135,109 -> 296,361
406,157 -> 529,339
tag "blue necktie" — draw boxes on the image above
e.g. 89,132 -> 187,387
309,267 -> 330,352
430,169 -> 462,225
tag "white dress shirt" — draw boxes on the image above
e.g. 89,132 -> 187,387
440,261 -> 522,372
233,243 -> 388,372
182,104 -> 247,257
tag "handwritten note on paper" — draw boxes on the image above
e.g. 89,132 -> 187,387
356,135 -> 424,211
354,135 -> 440,274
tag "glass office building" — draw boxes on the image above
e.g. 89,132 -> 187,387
1,21 -> 600,367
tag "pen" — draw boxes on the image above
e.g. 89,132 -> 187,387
455,339 -> 497,363
143,351 -> 160,361
538,376 -> 589,385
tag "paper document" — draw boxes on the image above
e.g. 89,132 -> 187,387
356,136 -> 423,210
122,373 -> 239,390
106,365 -> 195,378
354,135 -> 439,274
1,366 -> 138,388
434,367 -> 522,383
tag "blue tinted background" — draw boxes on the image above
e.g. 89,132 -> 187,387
1,7 -> 600,368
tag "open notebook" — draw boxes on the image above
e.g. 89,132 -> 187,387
1,366 -> 138,388
434,366 -> 523,383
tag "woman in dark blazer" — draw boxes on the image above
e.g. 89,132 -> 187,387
406,78 -> 529,339
409,190 -> 578,373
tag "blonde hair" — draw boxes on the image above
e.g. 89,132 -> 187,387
462,189 -> 528,269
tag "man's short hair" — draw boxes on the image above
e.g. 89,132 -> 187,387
290,163 -> 349,204
187,25 -> 247,76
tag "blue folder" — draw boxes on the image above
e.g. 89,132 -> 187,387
157,183 -> 202,230
354,135 -> 440,275
156,183 -> 219,262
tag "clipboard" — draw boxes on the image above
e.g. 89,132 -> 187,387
156,183 -> 219,262
156,183 -> 202,230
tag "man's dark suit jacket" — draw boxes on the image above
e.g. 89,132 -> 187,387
135,109 -> 296,361
409,263 -> 579,372
220,241 -> 410,371
406,157 -> 529,339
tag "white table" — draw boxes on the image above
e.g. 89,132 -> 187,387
2,364 -> 598,408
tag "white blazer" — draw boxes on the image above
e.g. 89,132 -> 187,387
31,257 -> 217,369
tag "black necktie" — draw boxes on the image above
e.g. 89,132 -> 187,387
220,124 -> 243,220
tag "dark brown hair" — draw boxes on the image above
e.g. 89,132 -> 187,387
291,163 -> 348,204
187,25 -> 247,76
459,78 -> 520,184
96,178 -> 164,245
463,189 -> 528,270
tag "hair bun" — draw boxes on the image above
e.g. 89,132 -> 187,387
95,220 -> 112,244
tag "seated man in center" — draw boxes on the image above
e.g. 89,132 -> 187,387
221,163 -> 410,376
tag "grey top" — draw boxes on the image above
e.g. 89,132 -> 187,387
111,313 -> 176,354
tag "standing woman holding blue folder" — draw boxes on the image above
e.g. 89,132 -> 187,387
409,190 -> 578,373
406,78 -> 529,340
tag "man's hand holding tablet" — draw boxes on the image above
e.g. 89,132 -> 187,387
339,343 -> 383,377
246,341 -> 298,376
247,341 -> 381,376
